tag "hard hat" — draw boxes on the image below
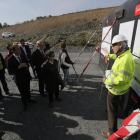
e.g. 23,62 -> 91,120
112,35 -> 128,45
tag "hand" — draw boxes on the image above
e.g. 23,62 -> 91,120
103,55 -> 108,60
70,61 -> 74,65
18,63 -> 28,69
103,77 -> 106,83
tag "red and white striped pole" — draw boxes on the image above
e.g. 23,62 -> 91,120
107,109 -> 140,140
78,18 -> 117,80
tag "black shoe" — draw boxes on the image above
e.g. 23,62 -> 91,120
5,92 -> 12,96
56,97 -> 61,101
30,76 -> 32,80
23,105 -> 27,112
0,130 -> 5,137
28,99 -> 37,103
40,94 -> 47,97
49,103 -> 53,108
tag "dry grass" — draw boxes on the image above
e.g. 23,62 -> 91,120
0,7 -> 119,36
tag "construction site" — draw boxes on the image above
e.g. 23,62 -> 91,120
1,0 -> 140,140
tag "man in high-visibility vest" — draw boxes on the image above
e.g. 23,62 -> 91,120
102,35 -> 135,138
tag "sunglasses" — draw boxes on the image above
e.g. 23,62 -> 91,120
112,43 -> 119,47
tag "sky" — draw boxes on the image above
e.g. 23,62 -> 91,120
0,0 -> 127,25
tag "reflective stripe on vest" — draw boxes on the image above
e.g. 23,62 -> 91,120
113,54 -> 117,60
0,57 -> 3,70
110,88 -> 129,94
111,70 -> 118,77
119,70 -> 131,77
111,78 -> 115,85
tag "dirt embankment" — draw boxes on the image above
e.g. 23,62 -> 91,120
0,6 -> 119,49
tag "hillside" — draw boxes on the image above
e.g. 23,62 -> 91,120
0,6 -> 119,48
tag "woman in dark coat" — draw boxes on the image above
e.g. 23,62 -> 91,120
41,50 -> 64,108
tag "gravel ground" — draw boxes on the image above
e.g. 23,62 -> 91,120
0,46 -> 138,140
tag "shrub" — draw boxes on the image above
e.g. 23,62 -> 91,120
78,39 -> 87,46
77,32 -> 87,38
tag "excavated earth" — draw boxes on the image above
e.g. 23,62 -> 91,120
0,46 -> 139,140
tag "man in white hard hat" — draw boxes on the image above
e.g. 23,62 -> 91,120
102,35 -> 135,138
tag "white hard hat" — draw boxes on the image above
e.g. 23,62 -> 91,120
112,35 -> 128,45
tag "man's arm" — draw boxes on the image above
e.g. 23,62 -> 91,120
26,45 -> 31,59
104,60 -> 133,86
8,57 -> 28,75
32,51 -> 37,66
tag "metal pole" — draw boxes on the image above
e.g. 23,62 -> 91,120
78,18 -> 117,80
99,62 -> 109,100
72,64 -> 78,79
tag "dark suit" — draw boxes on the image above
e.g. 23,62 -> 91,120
0,53 -> 9,97
20,45 -> 36,77
8,54 -> 31,105
32,49 -> 46,95
20,45 -> 31,59
41,59 -> 64,103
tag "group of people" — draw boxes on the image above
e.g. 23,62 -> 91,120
0,34 -> 136,139
0,39 -> 73,111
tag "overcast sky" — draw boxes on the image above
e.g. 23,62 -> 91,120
0,0 -> 127,25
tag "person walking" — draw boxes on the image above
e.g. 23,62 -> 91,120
32,40 -> 47,97
8,45 -> 37,111
102,35 -> 135,138
42,50 -> 64,108
59,41 -> 73,89
0,52 -> 12,100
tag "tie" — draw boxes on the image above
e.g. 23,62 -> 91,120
17,56 -> 22,63
41,51 -> 46,59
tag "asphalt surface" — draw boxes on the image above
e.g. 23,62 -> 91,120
0,46 -> 138,140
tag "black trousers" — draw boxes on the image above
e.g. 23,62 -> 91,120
107,91 -> 120,134
0,74 -> 9,94
107,90 -> 131,134
0,87 -> 2,97
46,85 -> 59,103
16,80 -> 31,106
36,70 -> 44,95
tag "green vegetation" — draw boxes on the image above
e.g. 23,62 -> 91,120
78,39 -> 87,46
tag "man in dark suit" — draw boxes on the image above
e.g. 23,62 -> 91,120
19,39 -> 37,78
43,42 -> 51,53
8,45 -> 37,111
32,40 -> 47,97
0,53 -> 12,100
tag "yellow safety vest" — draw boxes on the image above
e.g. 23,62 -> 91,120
0,57 -> 3,70
104,49 -> 135,95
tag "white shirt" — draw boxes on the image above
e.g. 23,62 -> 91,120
21,46 -> 27,56
49,61 -> 53,65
